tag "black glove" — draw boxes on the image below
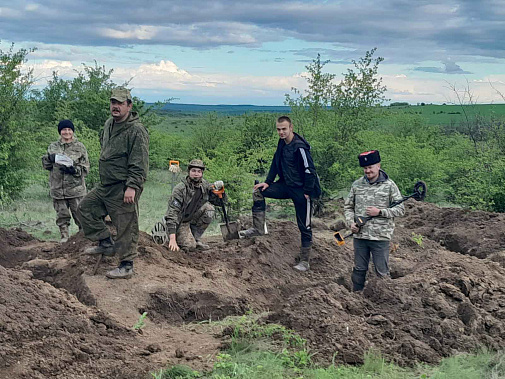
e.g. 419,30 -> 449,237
48,153 -> 56,163
60,166 -> 77,175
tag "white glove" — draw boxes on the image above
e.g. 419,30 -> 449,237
213,180 -> 224,190
169,164 -> 181,173
55,154 -> 74,167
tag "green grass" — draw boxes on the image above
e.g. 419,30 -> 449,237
151,313 -> 505,379
0,181 -> 63,240
383,103 -> 505,126
0,169 -> 226,240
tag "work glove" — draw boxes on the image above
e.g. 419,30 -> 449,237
169,163 -> 181,173
48,153 -> 56,163
60,166 -> 77,175
213,180 -> 224,190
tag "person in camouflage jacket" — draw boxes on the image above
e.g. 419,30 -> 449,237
344,150 -> 405,291
42,120 -> 89,243
78,87 -> 149,280
164,159 -> 224,251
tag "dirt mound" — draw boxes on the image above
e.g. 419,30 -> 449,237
0,227 -> 41,268
3,199 -> 505,374
269,225 -> 505,365
0,265 -> 152,378
0,227 -> 36,247
402,201 -> 505,260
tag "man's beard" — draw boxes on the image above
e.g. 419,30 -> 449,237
188,176 -> 202,186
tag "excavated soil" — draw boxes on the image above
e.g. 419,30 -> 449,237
2,199 -> 505,377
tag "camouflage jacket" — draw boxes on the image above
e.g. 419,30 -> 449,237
344,170 -> 405,241
164,177 -> 223,234
42,138 -> 89,199
99,112 -> 149,190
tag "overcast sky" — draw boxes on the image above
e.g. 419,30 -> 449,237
1,0 -> 504,105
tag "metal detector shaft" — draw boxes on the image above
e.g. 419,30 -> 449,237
334,181 -> 427,247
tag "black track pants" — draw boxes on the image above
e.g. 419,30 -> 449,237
259,181 -> 312,247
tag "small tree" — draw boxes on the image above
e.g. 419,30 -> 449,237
285,54 -> 336,135
284,48 -> 388,192
0,44 -> 35,203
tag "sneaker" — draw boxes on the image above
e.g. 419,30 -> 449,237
106,262 -> 133,279
60,237 -> 69,243
293,261 -> 310,272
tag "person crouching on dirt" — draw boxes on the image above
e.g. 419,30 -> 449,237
164,159 -> 225,252
239,116 -> 321,272
42,120 -> 90,243
344,150 -> 405,291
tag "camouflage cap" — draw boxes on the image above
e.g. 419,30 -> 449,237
188,159 -> 206,170
110,87 -> 132,102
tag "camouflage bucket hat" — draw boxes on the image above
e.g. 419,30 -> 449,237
188,159 -> 206,170
110,87 -> 132,102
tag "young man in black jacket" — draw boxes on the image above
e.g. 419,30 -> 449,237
240,116 -> 320,271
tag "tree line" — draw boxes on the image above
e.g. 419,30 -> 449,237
2,44 -> 505,212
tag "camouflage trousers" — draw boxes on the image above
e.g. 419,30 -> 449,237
53,197 -> 83,229
176,202 -> 214,249
78,183 -> 142,262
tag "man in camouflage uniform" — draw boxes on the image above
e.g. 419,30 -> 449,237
344,150 -> 405,291
78,87 -> 149,279
164,159 -> 224,251
42,120 -> 89,243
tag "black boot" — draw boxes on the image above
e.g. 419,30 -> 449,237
351,268 -> 367,292
190,225 -> 210,250
294,246 -> 311,272
83,236 -> 115,256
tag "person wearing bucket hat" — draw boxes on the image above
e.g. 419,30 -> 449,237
42,120 -> 89,243
344,150 -> 405,291
78,87 -> 149,279
163,159 -> 225,252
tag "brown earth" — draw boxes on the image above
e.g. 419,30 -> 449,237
2,199 -> 505,377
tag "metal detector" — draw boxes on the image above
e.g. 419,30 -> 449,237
334,181 -> 427,246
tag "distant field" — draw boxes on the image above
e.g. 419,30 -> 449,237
151,113 -> 247,135
156,103 -> 291,115
151,103 -> 505,136
383,103 -> 505,126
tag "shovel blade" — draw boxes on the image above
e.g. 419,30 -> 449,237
220,221 -> 240,241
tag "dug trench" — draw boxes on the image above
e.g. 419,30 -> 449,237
2,200 -> 505,377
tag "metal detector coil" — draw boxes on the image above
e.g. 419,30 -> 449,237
413,181 -> 427,201
151,221 -> 167,245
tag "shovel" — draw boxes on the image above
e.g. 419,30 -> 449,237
334,180 -> 427,246
212,186 -> 240,241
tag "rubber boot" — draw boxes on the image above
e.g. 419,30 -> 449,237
351,268 -> 367,292
59,225 -> 70,243
83,236 -> 116,256
239,211 -> 267,238
106,260 -> 134,279
190,225 -> 209,250
294,246 -> 311,272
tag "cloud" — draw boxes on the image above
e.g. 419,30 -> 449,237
27,58 -> 307,101
382,73 -> 505,104
1,0 -> 504,63
415,61 -> 472,74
